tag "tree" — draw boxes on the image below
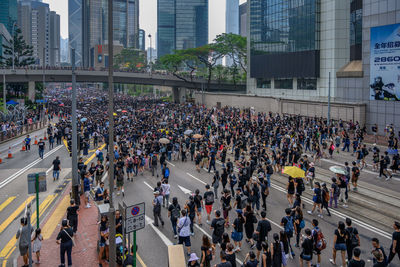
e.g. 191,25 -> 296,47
114,48 -> 147,71
214,33 -> 247,74
0,28 -> 35,67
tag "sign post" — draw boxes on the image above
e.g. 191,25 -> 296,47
27,172 -> 47,229
125,202 -> 145,267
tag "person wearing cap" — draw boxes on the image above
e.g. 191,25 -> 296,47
188,253 -> 200,267
153,190 -> 164,227
56,219 -> 74,267
387,221 -> 400,264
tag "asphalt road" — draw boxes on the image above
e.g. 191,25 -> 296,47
113,157 -> 399,267
0,127 -> 71,267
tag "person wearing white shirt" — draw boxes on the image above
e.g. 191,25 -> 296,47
161,180 -> 171,208
177,210 -> 192,256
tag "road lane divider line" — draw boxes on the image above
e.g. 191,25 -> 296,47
41,192 -> 70,240
0,196 -> 16,212
63,139 -> 69,152
0,145 -> 63,189
84,144 -> 106,165
145,216 -> 173,246
186,173 -> 207,185
0,196 -> 35,234
166,160 -> 175,167
143,181 -> 153,190
0,194 -> 56,260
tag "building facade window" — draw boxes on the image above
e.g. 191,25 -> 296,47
350,0 -> 362,60
297,78 -> 317,90
256,78 -> 271,88
275,78 -> 293,89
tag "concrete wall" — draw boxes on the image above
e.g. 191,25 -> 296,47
195,92 -> 366,126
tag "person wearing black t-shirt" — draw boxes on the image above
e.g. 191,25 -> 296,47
388,221 -> 400,264
255,211 -> 272,259
299,228 -> 313,267
348,248 -> 365,267
66,199 -> 79,233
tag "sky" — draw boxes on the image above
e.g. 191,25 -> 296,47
42,0 -> 246,49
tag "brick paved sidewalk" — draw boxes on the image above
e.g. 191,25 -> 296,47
17,193 -> 100,267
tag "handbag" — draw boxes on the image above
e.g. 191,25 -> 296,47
63,229 -> 75,246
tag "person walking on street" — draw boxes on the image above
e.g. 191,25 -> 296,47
346,218 -> 360,262
38,138 -> 45,159
280,208 -> 295,259
56,219 -> 74,267
16,217 -> 31,267
66,199 -> 79,233
152,191 -> 164,227
299,228 -> 313,267
32,228 -> 43,264
256,210 -> 272,260
177,209 -> 192,256
203,184 -> 215,224
52,156 -> 61,181
168,197 -> 181,238
348,248 -> 365,267
351,161 -> 360,191
211,210 -> 225,245
330,221 -> 348,267
321,183 -> 331,216
24,135 -> 31,151
371,238 -> 387,266
161,179 -> 171,208
98,215 -> 109,267
387,221 -> 400,265
200,235 -> 215,267
151,153 -> 158,177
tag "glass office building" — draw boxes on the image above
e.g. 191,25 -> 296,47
250,0 -> 320,79
0,0 -> 17,35
69,0 -> 83,66
157,0 -> 208,58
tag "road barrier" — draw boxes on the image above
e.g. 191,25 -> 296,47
21,141 -> 26,151
7,147 -> 12,159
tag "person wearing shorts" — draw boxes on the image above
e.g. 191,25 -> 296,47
177,210 -> 192,256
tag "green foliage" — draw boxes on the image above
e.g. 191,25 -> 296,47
158,33 -> 247,89
0,28 -> 35,67
114,48 -> 147,70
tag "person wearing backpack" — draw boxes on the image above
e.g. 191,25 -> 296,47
330,221 -> 348,267
311,219 -> 325,267
152,191 -> 164,227
168,197 -> 181,239
211,210 -> 225,245
200,235 -> 215,267
203,184 -> 215,224
280,208 -> 295,258
321,183 -> 331,217
151,153 -> 158,177
163,164 -> 170,180
346,218 -> 360,262
351,161 -> 360,191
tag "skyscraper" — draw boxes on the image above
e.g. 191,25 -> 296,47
0,0 -> 17,35
69,0 -> 83,66
239,2 -> 247,37
225,0 -> 239,66
139,29 -> 145,51
157,0 -> 208,58
226,0 -> 239,35
50,11 -> 60,66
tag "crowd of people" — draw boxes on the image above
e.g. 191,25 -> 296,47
15,87 -> 399,267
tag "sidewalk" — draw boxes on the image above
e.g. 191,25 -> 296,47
17,188 -> 100,267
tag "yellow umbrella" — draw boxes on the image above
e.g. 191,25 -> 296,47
282,166 -> 305,178
113,112 -> 117,116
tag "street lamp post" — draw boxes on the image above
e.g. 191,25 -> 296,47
148,34 -> 155,99
12,22 -> 17,71
107,0 -> 116,266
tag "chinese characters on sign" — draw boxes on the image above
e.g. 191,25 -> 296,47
125,202 -> 145,233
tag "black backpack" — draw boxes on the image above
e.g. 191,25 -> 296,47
171,204 -> 180,220
215,219 -> 225,236
348,227 -> 359,247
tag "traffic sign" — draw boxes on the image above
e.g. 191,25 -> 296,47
125,202 -> 145,233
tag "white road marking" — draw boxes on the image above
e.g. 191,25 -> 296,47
145,215 -> 173,246
186,173 -> 207,185
46,166 -> 53,174
350,196 -> 377,206
166,160 -> 175,167
0,145 -> 63,189
178,185 -> 192,195
143,181 -> 153,190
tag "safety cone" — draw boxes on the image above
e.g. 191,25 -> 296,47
34,136 -> 38,145
44,134 -> 47,140
7,147 -> 12,158
21,142 -> 26,151
0,153 -> 2,164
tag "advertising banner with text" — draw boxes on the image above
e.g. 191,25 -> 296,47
370,23 -> 400,101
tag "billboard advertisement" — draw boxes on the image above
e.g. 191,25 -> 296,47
370,23 -> 400,101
